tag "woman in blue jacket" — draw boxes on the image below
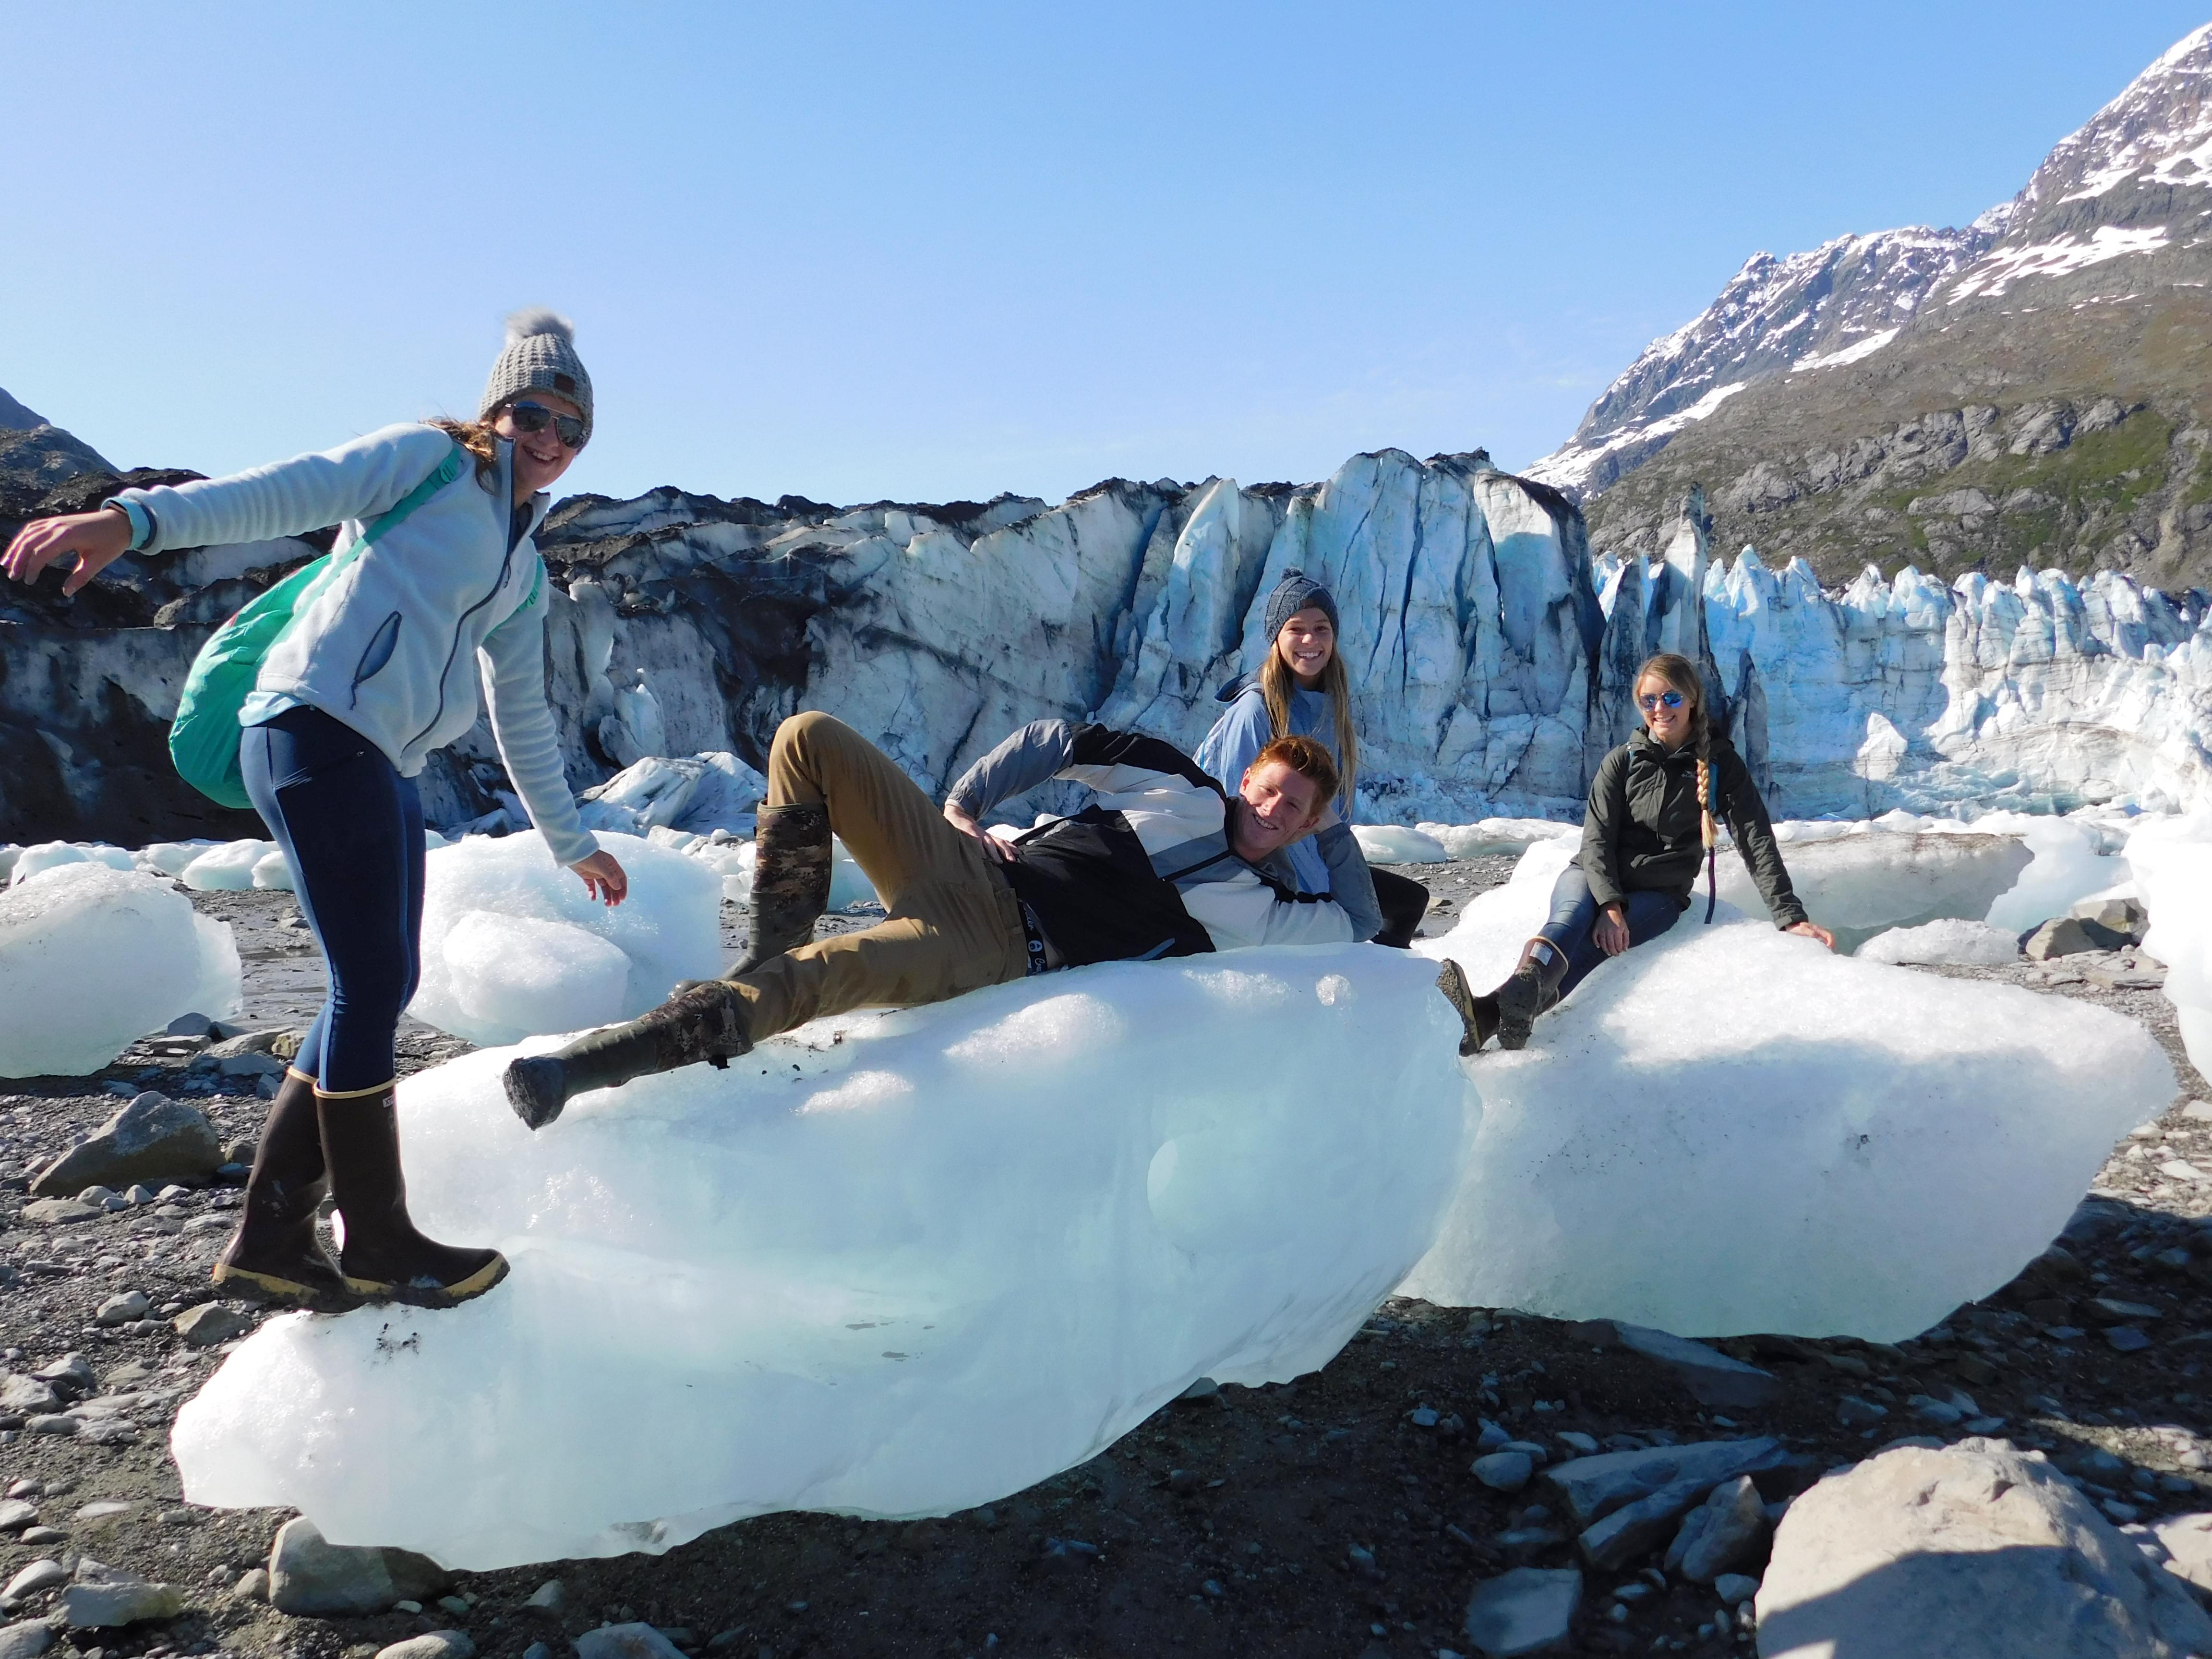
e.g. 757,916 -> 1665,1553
1194,571 -> 1427,946
2,310 -> 627,1312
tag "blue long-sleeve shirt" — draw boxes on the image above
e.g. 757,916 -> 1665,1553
1193,678 -> 1382,939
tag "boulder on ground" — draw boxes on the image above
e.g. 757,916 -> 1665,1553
30,1093 -> 220,1197
266,1515 -> 451,1616
59,1560 -> 181,1628
573,1627 -> 683,1659
1462,1567 -> 1580,1657
2071,894 -> 2148,942
1664,1474 -> 1768,1582
173,1304 -> 250,1347
1756,1438 -> 2212,1658
2024,916 -> 2129,961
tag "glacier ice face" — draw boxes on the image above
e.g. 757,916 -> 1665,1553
1404,844 -> 2174,1340
171,945 -> 1473,1569
407,830 -> 722,1047
0,864 -> 240,1077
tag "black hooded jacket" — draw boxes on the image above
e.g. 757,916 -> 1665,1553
1581,726 -> 1808,928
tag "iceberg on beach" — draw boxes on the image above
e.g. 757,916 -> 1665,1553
1407,841 -> 2173,1341
0,865 -> 240,1077
172,944 -> 1473,1570
406,830 -> 723,1047
2131,810 -> 2212,1080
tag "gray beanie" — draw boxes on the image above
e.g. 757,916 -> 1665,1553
480,308 -> 593,445
1262,568 -> 1340,642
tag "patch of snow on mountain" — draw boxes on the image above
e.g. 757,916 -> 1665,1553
1790,326 -> 1900,374
1947,225 -> 2173,301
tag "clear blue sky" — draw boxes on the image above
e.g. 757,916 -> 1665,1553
5,2 -> 2206,509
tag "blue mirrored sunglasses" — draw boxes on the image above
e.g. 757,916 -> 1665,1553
1636,690 -> 1685,711
508,399 -> 587,449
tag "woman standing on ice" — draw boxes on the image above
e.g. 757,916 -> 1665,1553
1194,570 -> 1428,946
0,310 -> 627,1311
1458,651 -> 1833,1052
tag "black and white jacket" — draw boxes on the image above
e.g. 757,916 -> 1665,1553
946,721 -> 1357,965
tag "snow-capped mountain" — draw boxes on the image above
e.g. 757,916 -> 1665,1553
1533,22 -> 2212,572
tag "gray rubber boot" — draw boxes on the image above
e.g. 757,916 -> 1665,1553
1492,939 -> 1569,1052
504,981 -> 755,1130
733,802 -> 832,976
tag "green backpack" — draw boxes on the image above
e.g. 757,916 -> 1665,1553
168,443 -> 466,808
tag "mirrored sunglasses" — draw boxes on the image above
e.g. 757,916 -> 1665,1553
1636,690 -> 1685,711
508,399 -> 587,449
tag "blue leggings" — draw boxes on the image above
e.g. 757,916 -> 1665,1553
240,705 -> 425,1095
1538,863 -> 1683,999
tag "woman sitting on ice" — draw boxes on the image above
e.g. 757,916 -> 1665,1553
1459,651 -> 1834,1053
1194,569 -> 1429,947
0,311 -> 629,1312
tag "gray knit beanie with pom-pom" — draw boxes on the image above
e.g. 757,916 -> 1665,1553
480,308 -> 593,445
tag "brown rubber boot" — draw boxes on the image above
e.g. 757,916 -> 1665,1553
503,980 -> 754,1131
732,802 -> 832,975
1433,961 -> 1498,1058
1493,938 -> 1569,1052
319,1088 -> 508,1308
212,1068 -> 357,1311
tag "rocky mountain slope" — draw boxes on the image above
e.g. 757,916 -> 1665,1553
1533,24 -> 2212,594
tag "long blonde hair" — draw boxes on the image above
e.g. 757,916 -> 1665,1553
426,417 -> 501,488
1261,635 -> 1359,812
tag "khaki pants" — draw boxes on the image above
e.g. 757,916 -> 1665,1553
731,712 -> 1031,1041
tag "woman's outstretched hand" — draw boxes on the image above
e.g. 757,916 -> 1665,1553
570,850 -> 629,906
1786,920 -> 1836,950
3,507 -> 133,595
943,801 -> 1017,865
1593,902 -> 1631,957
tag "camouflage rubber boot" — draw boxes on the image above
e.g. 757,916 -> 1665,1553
504,980 -> 755,1130
732,802 -> 833,976
1433,960 -> 1499,1058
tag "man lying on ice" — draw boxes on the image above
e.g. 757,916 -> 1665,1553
505,709 -> 1431,1128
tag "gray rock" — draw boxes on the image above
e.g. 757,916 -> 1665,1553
1463,1566 -> 1581,1657
16,1531 -> 63,1548
229,1568 -> 268,1602
1712,1572 -> 1760,1605
1578,1476 -> 1713,1571
266,1515 -> 452,1616
0,1503 -> 32,1533
60,1561 -> 182,1628
2025,916 -> 2126,961
173,1304 -> 250,1346
1837,1394 -> 1888,1427
1664,1475 -> 1768,1582
0,1622 -> 51,1659
216,1052 -> 284,1078
35,1356 -> 93,1397
574,1625 -> 688,1659
374,1635 -> 476,1659
2071,895 -> 2148,940
0,1378 -> 59,1417
1757,1438 -> 2212,1658
30,1094 -> 221,1198
0,1562 -> 65,1603
19,1200 -> 100,1226
73,1187 -> 118,1208
25,1418 -> 74,1438
93,1292 -> 148,1328
1543,1437 -> 1789,1527
2108,1326 -> 2155,1354
523,1579 -> 565,1614
523,1646 -> 553,1659
1600,1322 -> 1780,1409
1472,1453 -> 1535,1493
203,1029 -> 284,1060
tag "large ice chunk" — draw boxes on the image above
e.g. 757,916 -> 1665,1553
8,842 -> 135,885
408,830 -> 723,1046
1715,828 -> 2030,954
714,837 -> 880,913
1858,917 -> 2022,967
1353,825 -> 1450,865
2130,811 -> 2212,1080
1983,816 -> 2127,934
1407,845 -> 2172,1341
0,865 -> 241,1077
172,945 -> 1473,1569
180,839 -> 279,892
